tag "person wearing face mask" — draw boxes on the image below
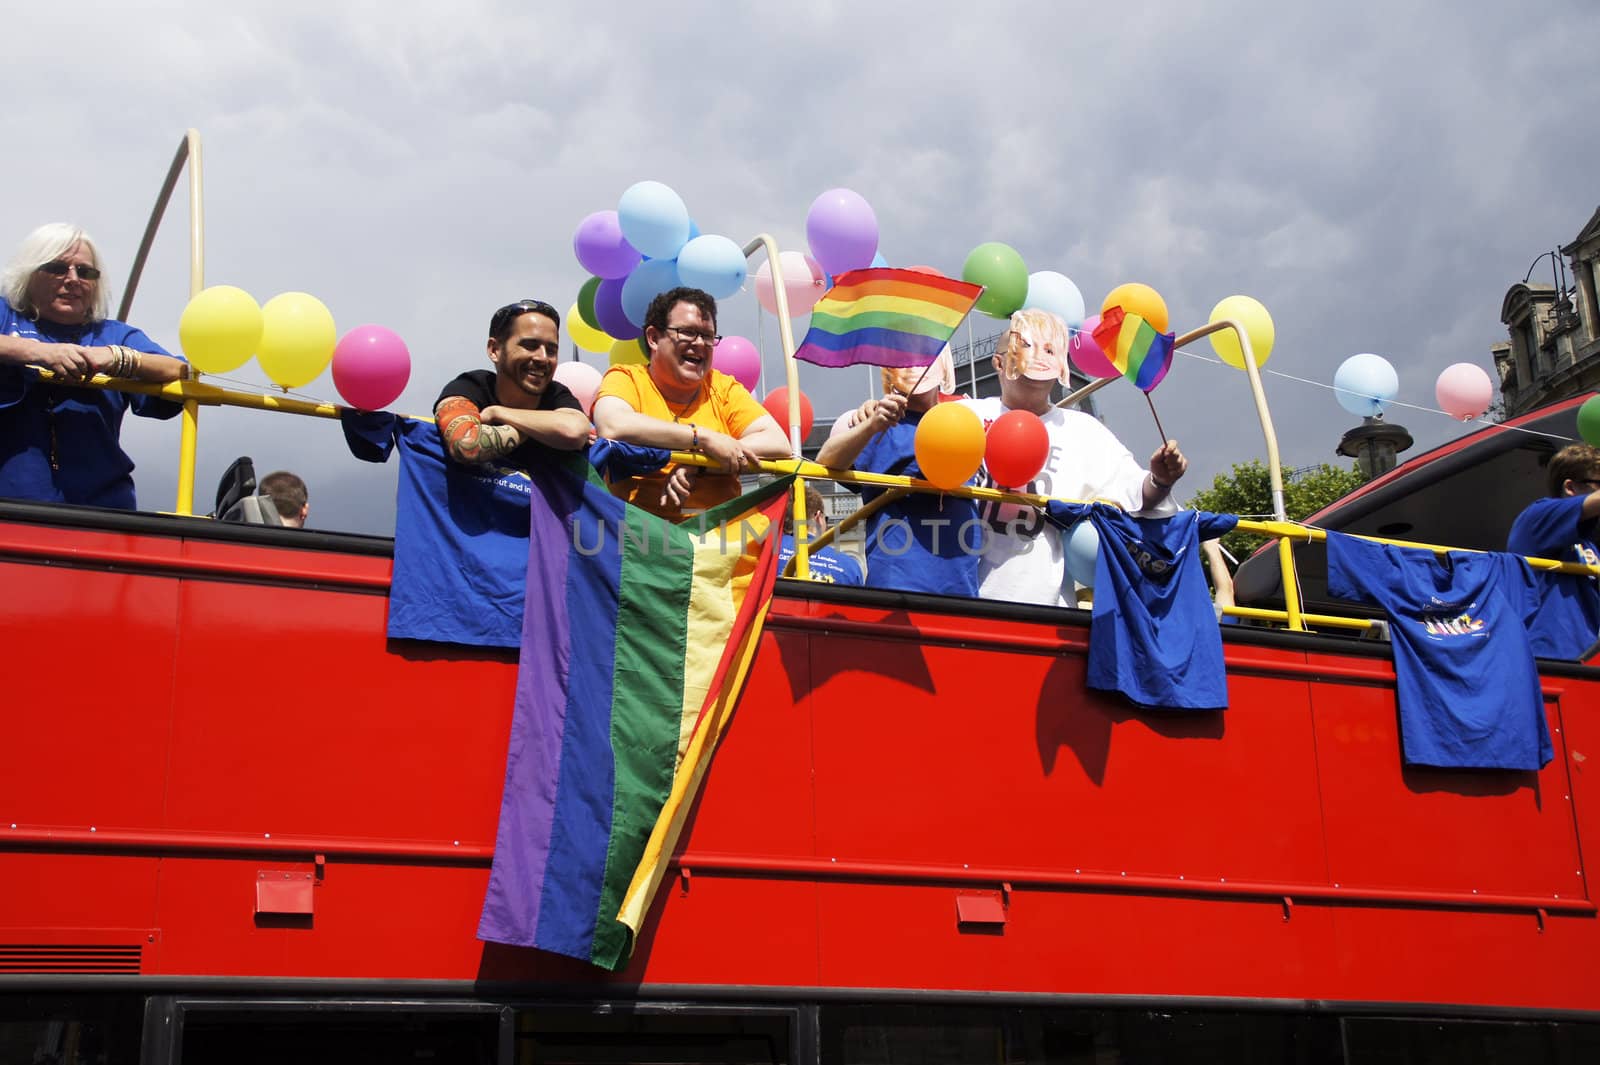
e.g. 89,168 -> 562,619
960,308 -> 1187,607
0,223 -> 190,509
816,347 -> 982,596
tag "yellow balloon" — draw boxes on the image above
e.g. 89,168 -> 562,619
912,402 -> 986,490
1101,282 -> 1169,334
567,302 -> 615,353
178,285 -> 263,374
609,337 -> 647,367
1208,295 -> 1275,369
257,292 -> 337,389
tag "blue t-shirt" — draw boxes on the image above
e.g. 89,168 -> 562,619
1506,494 -> 1600,660
0,297 -> 181,509
848,409 -> 980,597
1326,531 -> 1552,771
778,534 -> 864,585
1049,502 -> 1238,711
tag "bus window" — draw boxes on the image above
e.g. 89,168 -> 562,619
179,1007 -> 498,1065
0,994 -> 143,1065
513,1007 -> 792,1064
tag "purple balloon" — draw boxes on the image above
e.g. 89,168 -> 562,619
805,188 -> 879,276
593,276 -> 641,341
574,210 -> 642,280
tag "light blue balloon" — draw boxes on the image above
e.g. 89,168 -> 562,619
1064,520 -> 1100,589
621,258 -> 681,328
618,180 -> 691,260
871,251 -> 889,268
1025,270 -> 1086,328
676,234 -> 748,299
1333,353 -> 1399,417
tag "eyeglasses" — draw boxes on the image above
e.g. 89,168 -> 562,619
37,260 -> 100,281
489,299 -> 559,338
665,325 -> 721,347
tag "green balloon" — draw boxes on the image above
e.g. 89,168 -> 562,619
962,242 -> 1029,319
577,276 -> 602,331
1579,395 -> 1600,446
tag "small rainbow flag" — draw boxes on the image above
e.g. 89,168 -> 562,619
478,459 -> 795,970
1093,305 -> 1176,392
795,267 -> 983,368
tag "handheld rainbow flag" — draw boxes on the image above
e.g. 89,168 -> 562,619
1093,305 -> 1176,392
478,459 -> 796,970
795,267 -> 984,368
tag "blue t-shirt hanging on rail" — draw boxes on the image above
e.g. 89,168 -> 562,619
1047,502 -> 1238,711
1325,530 -> 1552,771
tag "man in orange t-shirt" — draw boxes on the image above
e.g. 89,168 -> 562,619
593,287 -> 790,519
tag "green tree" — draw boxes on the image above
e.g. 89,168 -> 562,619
1187,460 -> 1365,561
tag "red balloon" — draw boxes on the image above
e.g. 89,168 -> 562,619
984,409 -> 1050,488
762,386 -> 814,441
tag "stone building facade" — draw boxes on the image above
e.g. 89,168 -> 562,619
1494,206 -> 1600,419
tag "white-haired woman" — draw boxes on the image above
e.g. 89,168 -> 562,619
0,223 -> 188,509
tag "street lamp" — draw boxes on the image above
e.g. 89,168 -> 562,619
1524,248 -> 1582,334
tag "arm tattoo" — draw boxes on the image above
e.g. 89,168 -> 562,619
437,396 -> 521,464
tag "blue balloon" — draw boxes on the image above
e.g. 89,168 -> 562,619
621,258 -> 681,328
1333,353 -> 1399,417
1064,520 -> 1100,590
675,234 -> 748,299
870,251 -> 890,269
1024,271 -> 1085,328
687,218 -> 702,241
618,180 -> 691,260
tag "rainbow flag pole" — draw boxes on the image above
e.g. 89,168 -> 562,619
1093,305 -> 1178,445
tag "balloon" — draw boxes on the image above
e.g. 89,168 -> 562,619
676,234 -> 748,299
870,251 -> 890,268
256,292 -> 336,389
609,337 -> 647,367
962,242 -> 1029,318
566,301 -> 614,353
577,276 -> 602,330
621,258 -> 681,328
1208,295 -> 1275,369
617,180 -> 691,259
984,410 -> 1050,488
1334,353 -> 1399,417
593,276 -> 640,341
1024,271 -> 1085,328
912,402 -> 986,490
1433,363 -> 1494,421
1065,520 -> 1100,589
1579,396 -> 1600,446
330,324 -> 410,411
714,335 -> 761,392
762,386 -> 813,442
905,264 -> 943,276
573,210 -> 641,280
1068,314 -> 1119,379
553,360 -> 604,414
753,251 -> 827,316
178,285 -> 263,374
1101,283 -> 1169,334
806,187 -> 879,276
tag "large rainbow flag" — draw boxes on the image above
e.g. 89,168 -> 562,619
1093,305 -> 1176,392
477,458 -> 796,970
795,267 -> 983,368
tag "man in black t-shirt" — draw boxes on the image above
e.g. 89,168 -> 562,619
434,299 -> 591,469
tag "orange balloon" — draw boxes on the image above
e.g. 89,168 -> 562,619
912,402 -> 986,490
1101,282 -> 1169,334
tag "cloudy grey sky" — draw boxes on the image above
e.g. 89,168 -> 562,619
12,1 -> 1599,533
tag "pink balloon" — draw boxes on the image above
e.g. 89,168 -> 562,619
753,251 -> 826,317
713,335 -> 761,392
553,360 -> 604,414
1435,362 -> 1494,421
332,324 -> 411,411
1068,314 -> 1119,379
